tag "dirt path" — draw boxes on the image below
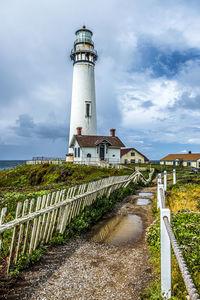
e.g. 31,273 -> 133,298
3,185 -> 156,300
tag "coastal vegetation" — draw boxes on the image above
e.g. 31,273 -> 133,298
142,170 -> 200,299
0,163 -> 132,215
0,171 -> 148,276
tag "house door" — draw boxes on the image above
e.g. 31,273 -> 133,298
99,145 -> 105,160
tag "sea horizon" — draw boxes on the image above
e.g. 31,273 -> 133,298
0,160 -> 26,171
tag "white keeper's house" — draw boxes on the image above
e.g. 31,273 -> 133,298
69,127 -> 125,164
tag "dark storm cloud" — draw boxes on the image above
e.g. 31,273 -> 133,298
12,114 -> 67,140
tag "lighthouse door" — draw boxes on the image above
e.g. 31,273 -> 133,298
99,145 -> 105,160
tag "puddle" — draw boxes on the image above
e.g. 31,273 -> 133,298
90,214 -> 143,246
136,198 -> 150,206
138,192 -> 153,197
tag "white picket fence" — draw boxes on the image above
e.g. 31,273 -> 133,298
157,170 -> 200,300
0,168 -> 154,273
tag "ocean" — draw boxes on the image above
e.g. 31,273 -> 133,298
0,160 -> 26,171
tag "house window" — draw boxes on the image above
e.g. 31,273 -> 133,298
124,159 -> 128,164
131,159 -> 135,163
85,102 -> 91,117
187,162 -> 191,167
138,159 -> 141,163
78,147 -> 80,157
74,148 -> 77,158
199,162 -> 200,168
131,152 -> 135,156
87,153 -> 91,158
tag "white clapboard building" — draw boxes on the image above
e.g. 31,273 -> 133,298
69,128 -> 125,164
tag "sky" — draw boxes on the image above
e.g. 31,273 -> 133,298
1,0 -> 200,160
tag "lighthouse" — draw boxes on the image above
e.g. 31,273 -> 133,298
68,26 -> 98,153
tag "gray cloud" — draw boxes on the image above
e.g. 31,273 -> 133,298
1,0 -> 200,159
12,114 -> 68,140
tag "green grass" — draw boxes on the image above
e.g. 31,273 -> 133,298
142,171 -> 200,299
0,163 -> 132,214
143,211 -> 200,299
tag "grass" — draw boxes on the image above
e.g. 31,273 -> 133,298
0,163 -> 132,214
142,170 -> 200,299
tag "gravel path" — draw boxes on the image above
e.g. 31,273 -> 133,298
4,186 -> 156,300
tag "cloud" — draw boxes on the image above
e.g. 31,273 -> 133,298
1,0 -> 200,159
180,150 -> 188,153
12,114 -> 68,140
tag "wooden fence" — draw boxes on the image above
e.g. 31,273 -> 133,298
0,169 -> 154,273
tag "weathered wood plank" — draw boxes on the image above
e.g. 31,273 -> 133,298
7,202 -> 22,273
0,207 -> 7,254
33,195 -> 47,250
22,199 -> 35,254
29,197 -> 42,254
14,200 -> 29,263
40,194 -> 51,244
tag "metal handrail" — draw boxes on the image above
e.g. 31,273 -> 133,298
163,216 -> 200,300
71,49 -> 97,56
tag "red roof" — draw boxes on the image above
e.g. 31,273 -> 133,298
71,135 -> 125,148
120,148 -> 149,161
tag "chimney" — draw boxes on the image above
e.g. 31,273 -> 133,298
188,150 -> 192,154
76,127 -> 82,135
110,128 -> 116,137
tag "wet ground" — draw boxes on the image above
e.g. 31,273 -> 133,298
1,185 -> 156,300
89,214 -> 143,246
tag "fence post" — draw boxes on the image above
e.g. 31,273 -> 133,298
173,169 -> 176,185
158,173 -> 162,184
157,183 -> 164,209
161,209 -> 171,299
164,171 -> 167,191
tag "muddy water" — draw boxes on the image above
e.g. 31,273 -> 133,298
136,198 -> 150,205
90,214 -> 143,246
138,192 -> 153,197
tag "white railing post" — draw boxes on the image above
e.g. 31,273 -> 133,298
157,183 -> 164,209
173,169 -> 176,185
158,173 -> 162,184
161,209 -> 171,299
164,170 -> 167,191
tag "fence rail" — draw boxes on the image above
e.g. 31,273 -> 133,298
157,170 -> 200,300
0,169 -> 154,274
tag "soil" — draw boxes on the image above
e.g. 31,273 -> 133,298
0,185 -> 156,300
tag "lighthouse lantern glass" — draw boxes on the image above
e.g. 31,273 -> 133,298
76,30 -> 92,44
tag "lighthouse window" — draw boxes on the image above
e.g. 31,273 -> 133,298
86,103 -> 91,117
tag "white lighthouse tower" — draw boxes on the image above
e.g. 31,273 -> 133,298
68,26 -> 98,153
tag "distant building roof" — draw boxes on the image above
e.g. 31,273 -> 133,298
70,135 -> 125,148
161,153 -> 200,161
120,148 -> 149,161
